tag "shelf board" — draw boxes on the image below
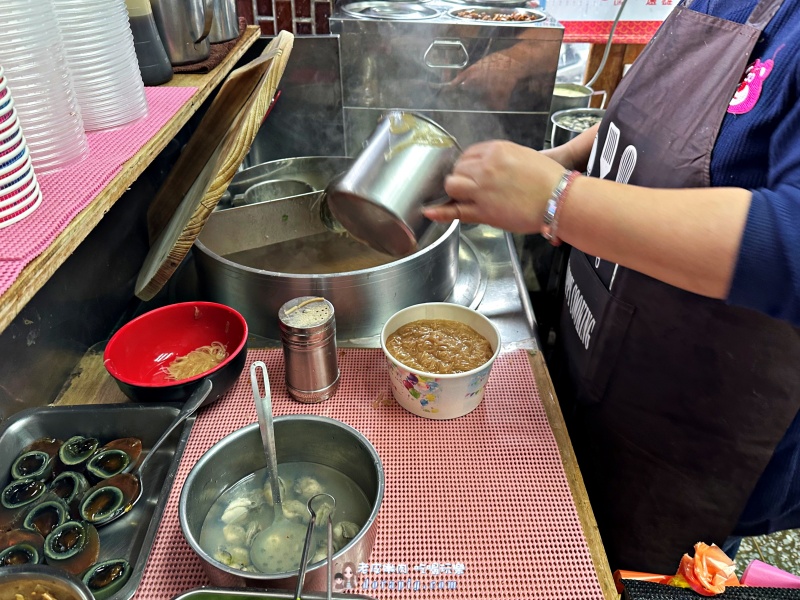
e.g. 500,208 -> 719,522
0,26 -> 261,336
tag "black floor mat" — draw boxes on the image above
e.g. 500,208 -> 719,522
622,579 -> 800,599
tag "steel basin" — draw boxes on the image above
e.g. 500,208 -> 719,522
194,156 -> 460,342
179,416 -> 385,591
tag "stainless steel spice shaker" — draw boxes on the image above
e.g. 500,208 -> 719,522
278,296 -> 340,403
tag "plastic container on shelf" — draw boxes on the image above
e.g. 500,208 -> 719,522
125,0 -> 173,86
0,65 -> 41,228
51,0 -> 149,131
0,2 -> 88,174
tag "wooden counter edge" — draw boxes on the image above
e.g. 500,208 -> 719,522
0,26 -> 261,337
528,349 -> 619,600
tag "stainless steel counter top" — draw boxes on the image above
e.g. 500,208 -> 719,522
456,224 -> 538,350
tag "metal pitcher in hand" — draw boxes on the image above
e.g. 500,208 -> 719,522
325,111 -> 461,258
150,0 -> 215,65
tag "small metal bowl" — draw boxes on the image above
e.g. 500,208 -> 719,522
341,1 -> 441,20
0,564 -> 94,600
179,415 -> 385,591
550,108 -> 605,148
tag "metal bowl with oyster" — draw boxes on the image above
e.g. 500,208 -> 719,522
180,416 -> 385,590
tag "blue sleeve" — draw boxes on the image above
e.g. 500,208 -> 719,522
727,60 -> 800,326
729,185 -> 800,325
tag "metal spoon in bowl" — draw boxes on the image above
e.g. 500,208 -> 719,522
326,506 -> 334,600
249,361 -> 308,573
78,379 -> 213,526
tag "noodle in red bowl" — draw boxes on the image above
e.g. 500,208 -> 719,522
103,302 -> 248,405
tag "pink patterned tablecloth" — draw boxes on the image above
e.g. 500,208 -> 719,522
135,348 -> 606,600
0,86 -> 198,294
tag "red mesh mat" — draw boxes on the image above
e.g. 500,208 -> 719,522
137,348 -> 605,600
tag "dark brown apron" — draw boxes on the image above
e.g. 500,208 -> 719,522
554,0 -> 800,573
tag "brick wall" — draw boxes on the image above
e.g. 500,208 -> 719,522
237,0 -> 332,36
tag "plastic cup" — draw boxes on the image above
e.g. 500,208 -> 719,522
0,113 -> 19,138
0,111 -> 19,135
0,182 -> 42,229
64,46 -> 135,71
0,12 -> 88,173
0,146 -> 29,178
0,162 -> 34,197
0,127 -> 23,157
76,74 -> 145,101
0,97 -> 16,123
25,127 -> 86,156
0,153 -> 31,188
0,174 -> 37,210
70,57 -> 139,84
57,12 -> 129,31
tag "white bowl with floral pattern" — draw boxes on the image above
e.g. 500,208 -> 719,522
380,302 -> 501,420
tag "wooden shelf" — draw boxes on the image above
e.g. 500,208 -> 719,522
0,26 -> 261,336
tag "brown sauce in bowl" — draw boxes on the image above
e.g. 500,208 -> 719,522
386,319 -> 493,374
0,581 -> 80,600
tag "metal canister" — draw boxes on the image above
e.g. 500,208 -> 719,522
278,297 -> 340,403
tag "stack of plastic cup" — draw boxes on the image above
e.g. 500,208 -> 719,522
52,0 -> 148,131
0,1 -> 88,175
0,67 -> 42,229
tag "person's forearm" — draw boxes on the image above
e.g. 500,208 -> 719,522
558,176 -> 752,298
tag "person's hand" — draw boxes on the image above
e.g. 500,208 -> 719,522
424,140 -> 565,233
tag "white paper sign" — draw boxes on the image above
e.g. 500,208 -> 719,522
543,0 -> 677,22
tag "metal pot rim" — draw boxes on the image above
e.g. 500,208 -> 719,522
550,107 -> 606,122
178,416 -> 386,582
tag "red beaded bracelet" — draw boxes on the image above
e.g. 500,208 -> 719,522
541,169 -> 580,247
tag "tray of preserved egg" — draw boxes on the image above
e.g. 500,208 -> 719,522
0,404 -> 196,600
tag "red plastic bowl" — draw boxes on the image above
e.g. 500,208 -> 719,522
103,302 -> 248,404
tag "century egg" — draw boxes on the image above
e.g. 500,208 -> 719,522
57,436 -> 100,470
81,558 -> 132,600
10,451 -> 54,481
49,472 -> 89,506
22,497 -> 70,537
85,450 -> 131,482
78,473 -> 139,526
0,478 -> 48,529
0,528 -> 45,566
43,521 -> 100,576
